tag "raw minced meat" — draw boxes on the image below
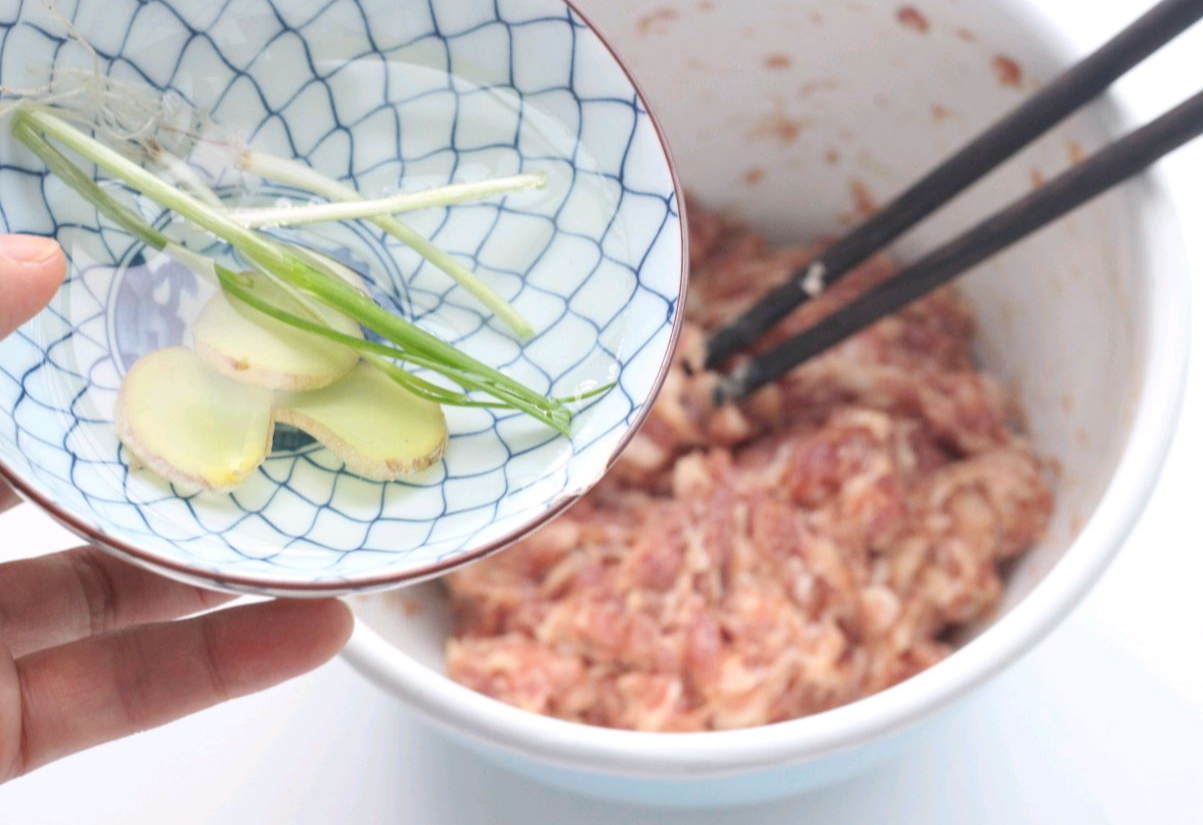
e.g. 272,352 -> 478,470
443,203 -> 1053,732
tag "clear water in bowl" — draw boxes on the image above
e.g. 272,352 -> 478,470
32,56 -> 631,558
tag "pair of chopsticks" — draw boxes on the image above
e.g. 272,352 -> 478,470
709,0 -> 1203,404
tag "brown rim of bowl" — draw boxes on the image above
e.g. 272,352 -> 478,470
0,0 -> 690,595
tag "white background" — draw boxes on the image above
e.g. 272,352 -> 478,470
2,0 -> 1202,822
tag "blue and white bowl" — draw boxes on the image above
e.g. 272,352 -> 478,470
0,0 -> 686,594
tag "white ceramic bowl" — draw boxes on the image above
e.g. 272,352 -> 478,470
344,0 -> 1191,807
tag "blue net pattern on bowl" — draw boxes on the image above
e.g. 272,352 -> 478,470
0,0 -> 683,591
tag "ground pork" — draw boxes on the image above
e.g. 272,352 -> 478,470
444,202 -> 1052,732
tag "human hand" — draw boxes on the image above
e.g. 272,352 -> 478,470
0,234 -> 353,783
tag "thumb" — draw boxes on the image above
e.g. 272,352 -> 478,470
0,234 -> 66,339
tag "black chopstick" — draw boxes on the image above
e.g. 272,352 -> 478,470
703,0 -> 1203,370
714,88 -> 1203,404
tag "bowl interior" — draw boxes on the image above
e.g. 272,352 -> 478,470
0,0 -> 684,593
582,0 -> 1149,627
352,0 -> 1157,714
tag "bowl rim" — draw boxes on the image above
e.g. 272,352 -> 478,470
340,0 -> 1193,776
0,0 -> 690,596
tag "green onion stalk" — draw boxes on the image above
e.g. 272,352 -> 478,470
13,107 -> 573,433
238,149 -> 536,339
228,173 -> 544,229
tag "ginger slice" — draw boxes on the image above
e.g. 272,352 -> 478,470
275,362 -> 448,481
192,270 -> 362,391
116,346 -> 274,491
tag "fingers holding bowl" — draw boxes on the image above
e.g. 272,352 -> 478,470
3,597 -> 353,780
0,234 -> 66,339
0,546 -> 238,659
0,233 -> 65,515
